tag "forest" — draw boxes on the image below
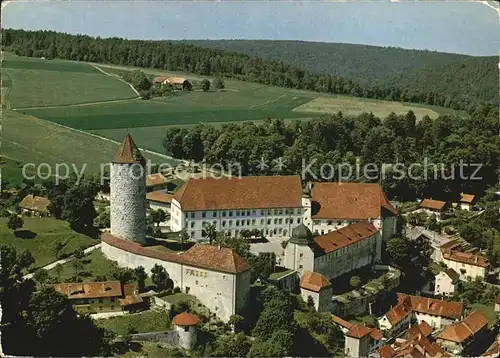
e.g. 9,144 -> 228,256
186,40 -> 498,109
163,106 -> 500,202
3,29 -> 496,111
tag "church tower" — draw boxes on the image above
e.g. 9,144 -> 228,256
284,224 -> 315,277
110,134 -> 147,245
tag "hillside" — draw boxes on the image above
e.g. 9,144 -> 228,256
184,40 -> 498,108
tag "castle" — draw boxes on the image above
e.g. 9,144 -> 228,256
101,135 -> 251,322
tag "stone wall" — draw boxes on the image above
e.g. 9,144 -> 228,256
132,330 -> 179,347
110,163 -> 146,244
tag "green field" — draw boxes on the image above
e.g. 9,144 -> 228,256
1,109 -> 173,184
1,55 -> 464,179
2,55 -> 137,108
0,217 -> 97,269
47,249 -> 117,281
96,310 -> 172,336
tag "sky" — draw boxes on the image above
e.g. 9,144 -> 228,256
2,1 -> 499,56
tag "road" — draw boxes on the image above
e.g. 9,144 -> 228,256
23,243 -> 102,279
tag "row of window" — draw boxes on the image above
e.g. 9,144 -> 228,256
189,227 -> 290,238
188,217 -> 303,229
185,208 -> 303,219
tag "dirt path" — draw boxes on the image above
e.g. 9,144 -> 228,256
249,93 -> 287,109
12,97 -> 138,110
91,64 -> 140,97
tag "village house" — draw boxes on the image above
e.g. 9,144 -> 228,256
437,310 -> 489,356
435,268 -> 461,296
147,191 -> 173,220
52,281 -> 146,313
378,293 -> 463,333
407,227 -> 456,262
146,173 -> 169,192
418,198 -> 448,218
153,76 -> 192,91
441,249 -> 489,281
299,271 -> 332,312
457,192 -> 476,211
343,323 -> 384,358
283,221 -> 382,280
19,194 -> 51,216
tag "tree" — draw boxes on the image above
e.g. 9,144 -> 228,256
73,247 -> 85,260
53,240 -> 67,259
350,276 -> 362,289
213,76 -> 225,90
228,314 -> 244,331
54,263 -> 63,280
386,236 -> 411,267
201,79 -> 211,92
19,249 -> 35,269
33,269 -> 49,285
202,222 -> 217,244
306,295 -> 316,311
151,264 -> 168,290
72,259 -> 84,276
61,183 -> 98,231
150,209 -> 167,227
7,214 -> 24,233
179,229 -> 190,251
133,266 -> 147,291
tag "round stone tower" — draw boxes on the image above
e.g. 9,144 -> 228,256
173,312 -> 199,350
110,134 -> 147,245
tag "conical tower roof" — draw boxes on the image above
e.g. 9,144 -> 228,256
290,223 -> 313,245
113,134 -> 145,164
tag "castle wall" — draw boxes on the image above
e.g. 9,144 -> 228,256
110,163 -> 147,244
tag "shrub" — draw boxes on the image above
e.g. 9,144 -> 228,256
173,286 -> 181,294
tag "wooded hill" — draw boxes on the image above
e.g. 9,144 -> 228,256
184,40 -> 498,109
3,29 -> 496,112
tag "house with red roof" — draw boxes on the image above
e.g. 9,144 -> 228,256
344,322 -> 384,358
299,271 -> 332,312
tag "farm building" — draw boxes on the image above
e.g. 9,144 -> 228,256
146,173 -> 169,192
19,194 -> 51,216
457,192 -> 476,211
153,76 -> 192,91
419,198 -> 448,215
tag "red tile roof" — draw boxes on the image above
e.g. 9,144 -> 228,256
404,321 -> 433,341
173,312 -> 200,326
419,199 -> 447,211
313,221 -> 379,255
146,191 -> 173,204
19,195 -> 50,213
379,345 -> 396,358
438,310 -> 488,343
181,244 -> 250,274
385,300 -> 413,326
311,182 -> 396,219
113,134 -> 145,164
331,314 -> 353,330
299,271 -> 331,292
173,176 -> 303,211
439,239 -> 462,250
101,233 -> 249,274
442,250 -> 489,268
346,323 -> 371,339
397,293 -> 463,320
153,76 -> 169,83
53,281 -> 123,299
459,193 -> 475,204
146,174 -> 168,187
167,77 -> 187,85
370,328 -> 384,341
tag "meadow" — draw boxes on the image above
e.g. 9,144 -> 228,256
1,109 -> 172,184
0,217 -> 97,269
1,55 -> 464,178
2,55 -> 137,108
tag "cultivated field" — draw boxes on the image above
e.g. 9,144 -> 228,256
2,55 -> 137,108
1,55 -> 462,175
1,109 -> 172,184
293,96 -> 440,119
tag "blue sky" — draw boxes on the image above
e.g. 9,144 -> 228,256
2,1 -> 499,56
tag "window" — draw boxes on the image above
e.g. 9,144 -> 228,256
202,212 -> 206,218
222,211 -> 227,217
299,264 -> 303,269
229,211 -> 233,217
247,211 -> 251,216
229,220 -> 233,226
314,220 -> 320,225
252,219 -> 256,225
267,209 -> 272,215
261,219 -> 264,225
111,305 -> 115,310
274,209 -> 279,215
184,213 -> 188,218
98,298 -> 103,303
279,228 -> 282,234
236,220 -> 240,226
184,326 -> 189,332
327,220 -> 333,225
196,281 -> 199,285
300,253 -> 303,258
213,211 -> 217,217
279,209 -> 283,215
222,221 -> 226,227
267,219 -> 271,225
191,221 -> 195,228
252,210 -> 256,215
186,287 -> 190,294
110,298 -> 116,303
337,220 -> 342,225
190,212 -> 195,219
279,218 -> 283,224
296,218 -> 301,223
260,210 -> 265,215
274,219 -> 278,224
236,211 -> 240,217
247,219 -> 251,225
285,218 -> 289,224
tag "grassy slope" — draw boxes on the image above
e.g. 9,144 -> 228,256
46,249 -> 116,281
0,217 -> 97,269
3,55 -> 137,108
1,109 -> 172,184
96,310 -> 172,335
